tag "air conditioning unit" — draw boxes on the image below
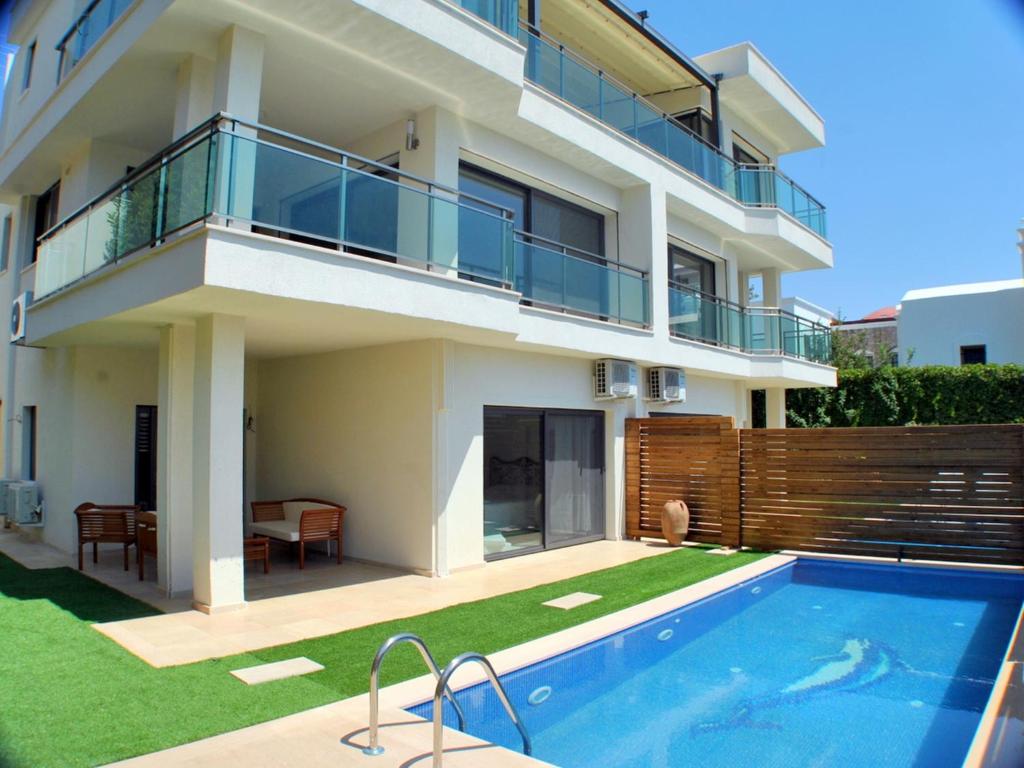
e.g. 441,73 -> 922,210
647,367 -> 686,403
10,291 -> 31,343
594,359 -> 638,400
0,478 -> 20,524
8,482 -> 42,526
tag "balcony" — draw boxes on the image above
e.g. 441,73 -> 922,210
33,115 -> 648,331
35,116 -> 515,299
669,282 -> 831,363
453,0 -> 519,37
520,26 -> 828,239
56,0 -> 133,83
514,233 -> 649,326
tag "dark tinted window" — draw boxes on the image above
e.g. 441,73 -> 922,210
960,345 -> 986,365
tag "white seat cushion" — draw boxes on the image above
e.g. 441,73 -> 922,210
282,501 -> 335,523
250,519 -> 301,543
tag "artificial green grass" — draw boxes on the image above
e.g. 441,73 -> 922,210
0,546 -> 764,767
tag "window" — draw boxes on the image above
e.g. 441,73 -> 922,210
960,345 -> 986,365
673,109 -> 715,144
22,406 -> 36,481
134,406 -> 158,512
731,133 -> 769,166
0,215 -> 11,272
458,163 -> 606,289
21,41 -> 35,92
668,244 -> 716,295
31,182 -> 61,264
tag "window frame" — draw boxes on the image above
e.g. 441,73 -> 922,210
21,40 -> 36,92
31,182 -> 61,265
667,242 -> 717,297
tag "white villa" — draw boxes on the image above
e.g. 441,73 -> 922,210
0,0 -> 834,611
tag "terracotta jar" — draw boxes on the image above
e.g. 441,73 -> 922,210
661,500 -> 690,546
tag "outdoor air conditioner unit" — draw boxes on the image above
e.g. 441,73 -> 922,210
594,359 -> 638,400
0,478 -> 20,524
8,482 -> 42,526
10,291 -> 31,343
647,367 -> 686,403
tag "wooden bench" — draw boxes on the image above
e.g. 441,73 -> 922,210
244,536 -> 270,574
250,498 -> 346,569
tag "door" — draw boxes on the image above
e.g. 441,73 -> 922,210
544,411 -> 605,548
134,405 -> 157,512
483,407 -> 605,560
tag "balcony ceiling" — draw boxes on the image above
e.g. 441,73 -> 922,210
533,0 -> 705,97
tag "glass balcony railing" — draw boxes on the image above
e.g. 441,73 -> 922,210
34,116 -> 515,298
56,0 -> 133,82
669,282 -> 831,363
514,234 -> 649,326
454,0 -> 519,37
521,25 -> 828,239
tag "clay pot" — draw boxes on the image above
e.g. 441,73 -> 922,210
661,500 -> 690,546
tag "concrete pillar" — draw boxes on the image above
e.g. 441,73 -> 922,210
213,26 -> 264,225
738,270 -> 752,308
173,55 -> 214,138
157,324 -> 195,595
431,340 -> 454,577
765,387 -> 786,429
761,267 -> 782,307
398,107 -> 461,274
192,314 -> 246,612
621,182 -> 667,333
605,397 -> 639,541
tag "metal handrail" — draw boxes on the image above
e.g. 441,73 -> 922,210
432,652 -> 531,768
363,633 -> 466,757
36,112 -> 516,249
733,163 -> 826,212
667,280 -> 831,334
515,230 -> 648,277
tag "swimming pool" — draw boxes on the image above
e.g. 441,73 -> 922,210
408,559 -> 1024,767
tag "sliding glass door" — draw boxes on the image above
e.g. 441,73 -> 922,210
483,407 -> 605,560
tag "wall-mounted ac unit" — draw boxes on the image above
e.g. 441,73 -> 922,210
647,367 -> 686,403
0,479 -> 20,523
594,359 -> 638,400
8,482 -> 42,526
10,291 -> 31,343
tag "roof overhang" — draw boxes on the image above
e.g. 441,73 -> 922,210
695,43 -> 824,154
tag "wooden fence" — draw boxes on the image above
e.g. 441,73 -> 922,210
625,420 -> 1024,565
625,416 -> 740,546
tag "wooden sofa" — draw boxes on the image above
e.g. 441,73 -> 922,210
249,498 -> 346,569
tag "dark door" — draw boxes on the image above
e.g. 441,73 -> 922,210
134,405 -> 157,511
483,407 -> 605,560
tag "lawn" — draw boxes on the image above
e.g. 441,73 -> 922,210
0,546 -> 764,767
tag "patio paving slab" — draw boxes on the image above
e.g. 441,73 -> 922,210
230,657 -> 325,685
542,591 -> 602,610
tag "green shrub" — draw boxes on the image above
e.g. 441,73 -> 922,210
785,364 -> 1024,427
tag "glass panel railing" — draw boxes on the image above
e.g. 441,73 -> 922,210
669,284 -> 831,363
521,26 -> 827,238
34,120 -> 514,298
34,133 -> 216,298
515,238 -> 648,326
57,0 -> 133,82
454,0 -> 518,37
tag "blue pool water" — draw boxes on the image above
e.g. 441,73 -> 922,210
408,560 -> 1024,767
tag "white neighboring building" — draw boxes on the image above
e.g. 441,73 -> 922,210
898,279 -> 1024,366
0,0 -> 834,610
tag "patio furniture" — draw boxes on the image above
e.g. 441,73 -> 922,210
244,536 -> 270,574
249,497 -> 346,569
74,503 -> 141,571
136,511 -> 158,581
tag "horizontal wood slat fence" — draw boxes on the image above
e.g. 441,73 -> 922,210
626,419 -> 1024,565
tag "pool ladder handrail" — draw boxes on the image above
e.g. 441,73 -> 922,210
363,633 -> 467,756
432,651 -> 532,768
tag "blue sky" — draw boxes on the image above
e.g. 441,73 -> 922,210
642,0 -> 1024,320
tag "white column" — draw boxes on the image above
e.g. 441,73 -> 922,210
173,55 -> 214,138
192,314 -> 246,612
762,267 -> 782,307
398,107 -> 461,274
213,26 -> 264,226
765,387 -> 786,429
621,182 -> 667,335
157,323 -> 195,595
431,340 -> 454,577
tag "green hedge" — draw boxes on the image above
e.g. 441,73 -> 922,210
784,365 -> 1024,427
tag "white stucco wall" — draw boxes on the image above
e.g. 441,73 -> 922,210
255,341 -> 437,573
898,281 -> 1024,366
